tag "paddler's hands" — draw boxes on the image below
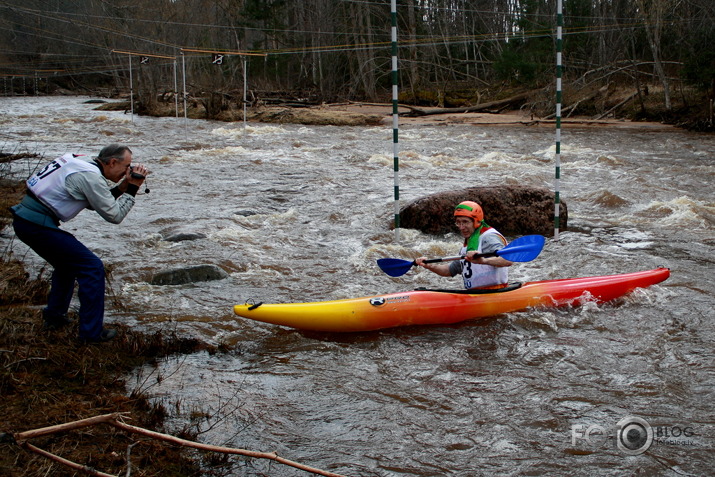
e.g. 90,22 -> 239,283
465,251 -> 513,267
465,251 -> 487,265
415,257 -> 430,269
415,257 -> 452,277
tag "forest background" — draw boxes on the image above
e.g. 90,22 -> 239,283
1,0 -> 714,130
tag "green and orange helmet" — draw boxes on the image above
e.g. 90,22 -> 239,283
454,201 -> 484,226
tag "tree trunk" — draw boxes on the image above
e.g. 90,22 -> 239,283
637,0 -> 672,111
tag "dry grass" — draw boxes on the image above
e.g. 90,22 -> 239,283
0,271 -> 214,476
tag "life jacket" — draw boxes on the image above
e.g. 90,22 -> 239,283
26,153 -> 100,222
459,226 -> 508,289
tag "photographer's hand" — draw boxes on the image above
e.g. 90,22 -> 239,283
126,163 -> 149,187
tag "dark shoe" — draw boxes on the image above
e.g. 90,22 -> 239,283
79,328 -> 117,344
43,311 -> 72,330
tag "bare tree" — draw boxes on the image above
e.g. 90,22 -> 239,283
635,0 -> 673,110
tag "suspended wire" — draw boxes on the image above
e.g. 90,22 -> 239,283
0,0 -> 694,78
0,1 -> 688,41
0,21 -> 653,78
0,3 -> 183,52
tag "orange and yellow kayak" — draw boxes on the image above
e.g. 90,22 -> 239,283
233,268 -> 670,332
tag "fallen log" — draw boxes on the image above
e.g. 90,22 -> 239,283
544,85 -> 609,120
595,91 -> 639,120
401,91 -> 532,116
21,442 -> 115,477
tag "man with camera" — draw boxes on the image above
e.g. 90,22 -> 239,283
10,144 -> 149,343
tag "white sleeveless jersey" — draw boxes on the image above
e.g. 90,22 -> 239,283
27,153 -> 99,222
459,228 -> 509,289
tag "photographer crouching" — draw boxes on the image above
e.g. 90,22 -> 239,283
10,144 -> 149,344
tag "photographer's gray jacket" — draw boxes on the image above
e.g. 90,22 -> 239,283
11,153 -> 135,228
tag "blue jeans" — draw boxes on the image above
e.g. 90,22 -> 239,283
12,216 -> 105,340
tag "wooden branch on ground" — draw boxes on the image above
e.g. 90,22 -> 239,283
594,91 -> 639,120
10,413 -> 347,477
20,442 -> 116,477
543,85 -> 609,120
110,417 -> 347,477
13,413 -> 122,441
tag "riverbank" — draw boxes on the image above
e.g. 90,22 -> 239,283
94,83 -> 713,132
98,99 -> 688,131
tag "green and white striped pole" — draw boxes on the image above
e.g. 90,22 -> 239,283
554,0 -> 563,241
391,0 -> 400,242
181,51 -> 188,132
128,54 -> 134,123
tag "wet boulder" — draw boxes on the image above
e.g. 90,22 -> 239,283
399,185 -> 567,236
163,232 -> 207,242
234,209 -> 258,217
149,264 -> 229,285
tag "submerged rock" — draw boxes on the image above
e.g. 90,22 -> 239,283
399,185 -> 567,236
149,264 -> 228,285
234,209 -> 258,217
163,232 -> 207,242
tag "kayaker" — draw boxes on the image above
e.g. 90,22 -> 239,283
10,145 -> 149,343
415,201 -> 512,289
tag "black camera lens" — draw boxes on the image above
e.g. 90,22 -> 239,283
129,166 -> 145,180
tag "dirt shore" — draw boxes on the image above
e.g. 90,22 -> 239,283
324,102 -> 681,130
100,98 -> 695,131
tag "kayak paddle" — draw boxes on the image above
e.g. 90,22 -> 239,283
377,234 -> 545,278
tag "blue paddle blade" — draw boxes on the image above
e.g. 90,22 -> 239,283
376,258 -> 416,277
496,234 -> 545,262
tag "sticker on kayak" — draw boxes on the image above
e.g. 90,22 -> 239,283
369,295 -> 411,307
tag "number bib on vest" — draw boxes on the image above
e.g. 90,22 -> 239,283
27,154 -> 99,222
459,228 -> 508,289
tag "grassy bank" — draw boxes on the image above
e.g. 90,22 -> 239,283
0,171 -> 211,476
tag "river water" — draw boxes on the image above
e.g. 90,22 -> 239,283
1,96 -> 714,476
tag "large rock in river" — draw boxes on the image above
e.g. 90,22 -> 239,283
399,186 -> 567,236
149,264 -> 229,286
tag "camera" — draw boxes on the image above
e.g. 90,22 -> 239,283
129,166 -> 145,180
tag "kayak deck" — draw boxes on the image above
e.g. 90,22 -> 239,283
233,268 -> 670,332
